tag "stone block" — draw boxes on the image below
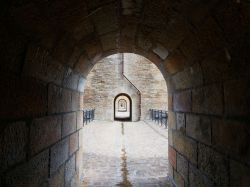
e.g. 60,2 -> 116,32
0,75 -> 47,119
5,150 -> 49,187
164,50 -> 187,75
168,111 -> 176,130
49,165 -> 65,187
23,44 -> 65,85
174,170 -> 185,187
92,4 -> 118,35
0,122 -> 27,172
168,146 -> 177,169
50,138 -> 69,175
173,90 -> 191,112
172,63 -> 203,90
48,84 -> 72,114
224,79 -> 250,117
74,55 -> 93,78
52,34 -> 75,67
198,144 -> 229,186
230,160 -> 250,187
100,32 -> 118,52
65,155 -> 76,186
176,113 -> 185,133
176,153 -> 188,183
189,164 -> 215,187
173,130 -> 197,165
78,77 -> 86,92
71,91 -> 80,111
62,112 -> 77,137
153,43 -> 169,60
201,50 -> 231,84
168,129 -> 173,146
192,84 -> 223,115
63,68 -> 79,91
69,132 -> 79,156
76,111 -> 83,130
76,147 -> 84,181
212,119 -> 250,165
186,114 -> 211,145
30,115 -> 62,156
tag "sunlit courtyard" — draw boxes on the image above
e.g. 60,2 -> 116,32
80,121 -> 172,187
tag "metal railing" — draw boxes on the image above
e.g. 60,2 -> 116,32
149,109 -> 168,128
83,109 -> 95,125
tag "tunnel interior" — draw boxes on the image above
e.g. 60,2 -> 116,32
114,93 -> 132,121
0,0 -> 250,186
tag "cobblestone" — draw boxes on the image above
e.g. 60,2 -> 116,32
80,121 -> 173,187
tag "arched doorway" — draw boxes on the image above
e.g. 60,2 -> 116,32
114,93 -> 132,121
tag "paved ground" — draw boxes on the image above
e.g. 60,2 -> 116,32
80,120 -> 173,187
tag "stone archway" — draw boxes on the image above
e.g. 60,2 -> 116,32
114,93 -> 132,121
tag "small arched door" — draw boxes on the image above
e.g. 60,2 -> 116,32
114,93 -> 132,121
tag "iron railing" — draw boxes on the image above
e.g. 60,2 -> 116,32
83,109 -> 95,124
149,109 -> 168,128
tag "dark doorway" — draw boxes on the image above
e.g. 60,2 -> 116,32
114,93 -> 132,121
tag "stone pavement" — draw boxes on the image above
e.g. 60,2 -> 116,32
80,120 -> 174,187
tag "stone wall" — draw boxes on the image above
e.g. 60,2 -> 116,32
83,53 -> 168,121
0,44 -> 85,186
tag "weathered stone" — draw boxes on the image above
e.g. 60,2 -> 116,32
153,43 -> 169,60
65,155 -> 76,186
48,84 -> 72,114
224,79 -> 250,117
92,5 -> 118,35
69,132 -> 79,156
0,75 -> 47,119
63,68 -> 79,91
76,111 -> 83,130
168,146 -> 176,169
174,170 -> 185,187
192,84 -> 223,115
198,144 -> 229,186
76,147 -> 84,181
168,111 -> 176,130
50,138 -> 69,175
176,113 -> 185,132
189,164 -> 215,187
71,91 -> 80,111
0,122 -> 27,172
164,50 -> 187,75
230,160 -> 250,187
173,90 -> 191,112
176,153 -> 188,183
168,129 -> 173,146
201,49 -> 231,84
52,35 -> 76,67
173,130 -> 197,165
212,119 -> 250,165
30,115 -> 62,156
78,77 -> 86,92
5,150 -> 49,187
172,63 -> 203,90
23,44 -> 65,85
49,165 -> 65,187
100,33 -> 118,51
74,54 -> 93,77
186,114 -> 211,145
62,112 -> 77,137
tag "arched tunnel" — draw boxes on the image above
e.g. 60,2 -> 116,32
0,0 -> 250,186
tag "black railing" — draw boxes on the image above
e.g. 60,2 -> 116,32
149,109 -> 168,128
83,109 -> 95,124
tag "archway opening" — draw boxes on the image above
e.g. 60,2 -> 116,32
114,93 -> 132,121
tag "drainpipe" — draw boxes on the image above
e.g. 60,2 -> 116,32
121,53 -> 141,121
